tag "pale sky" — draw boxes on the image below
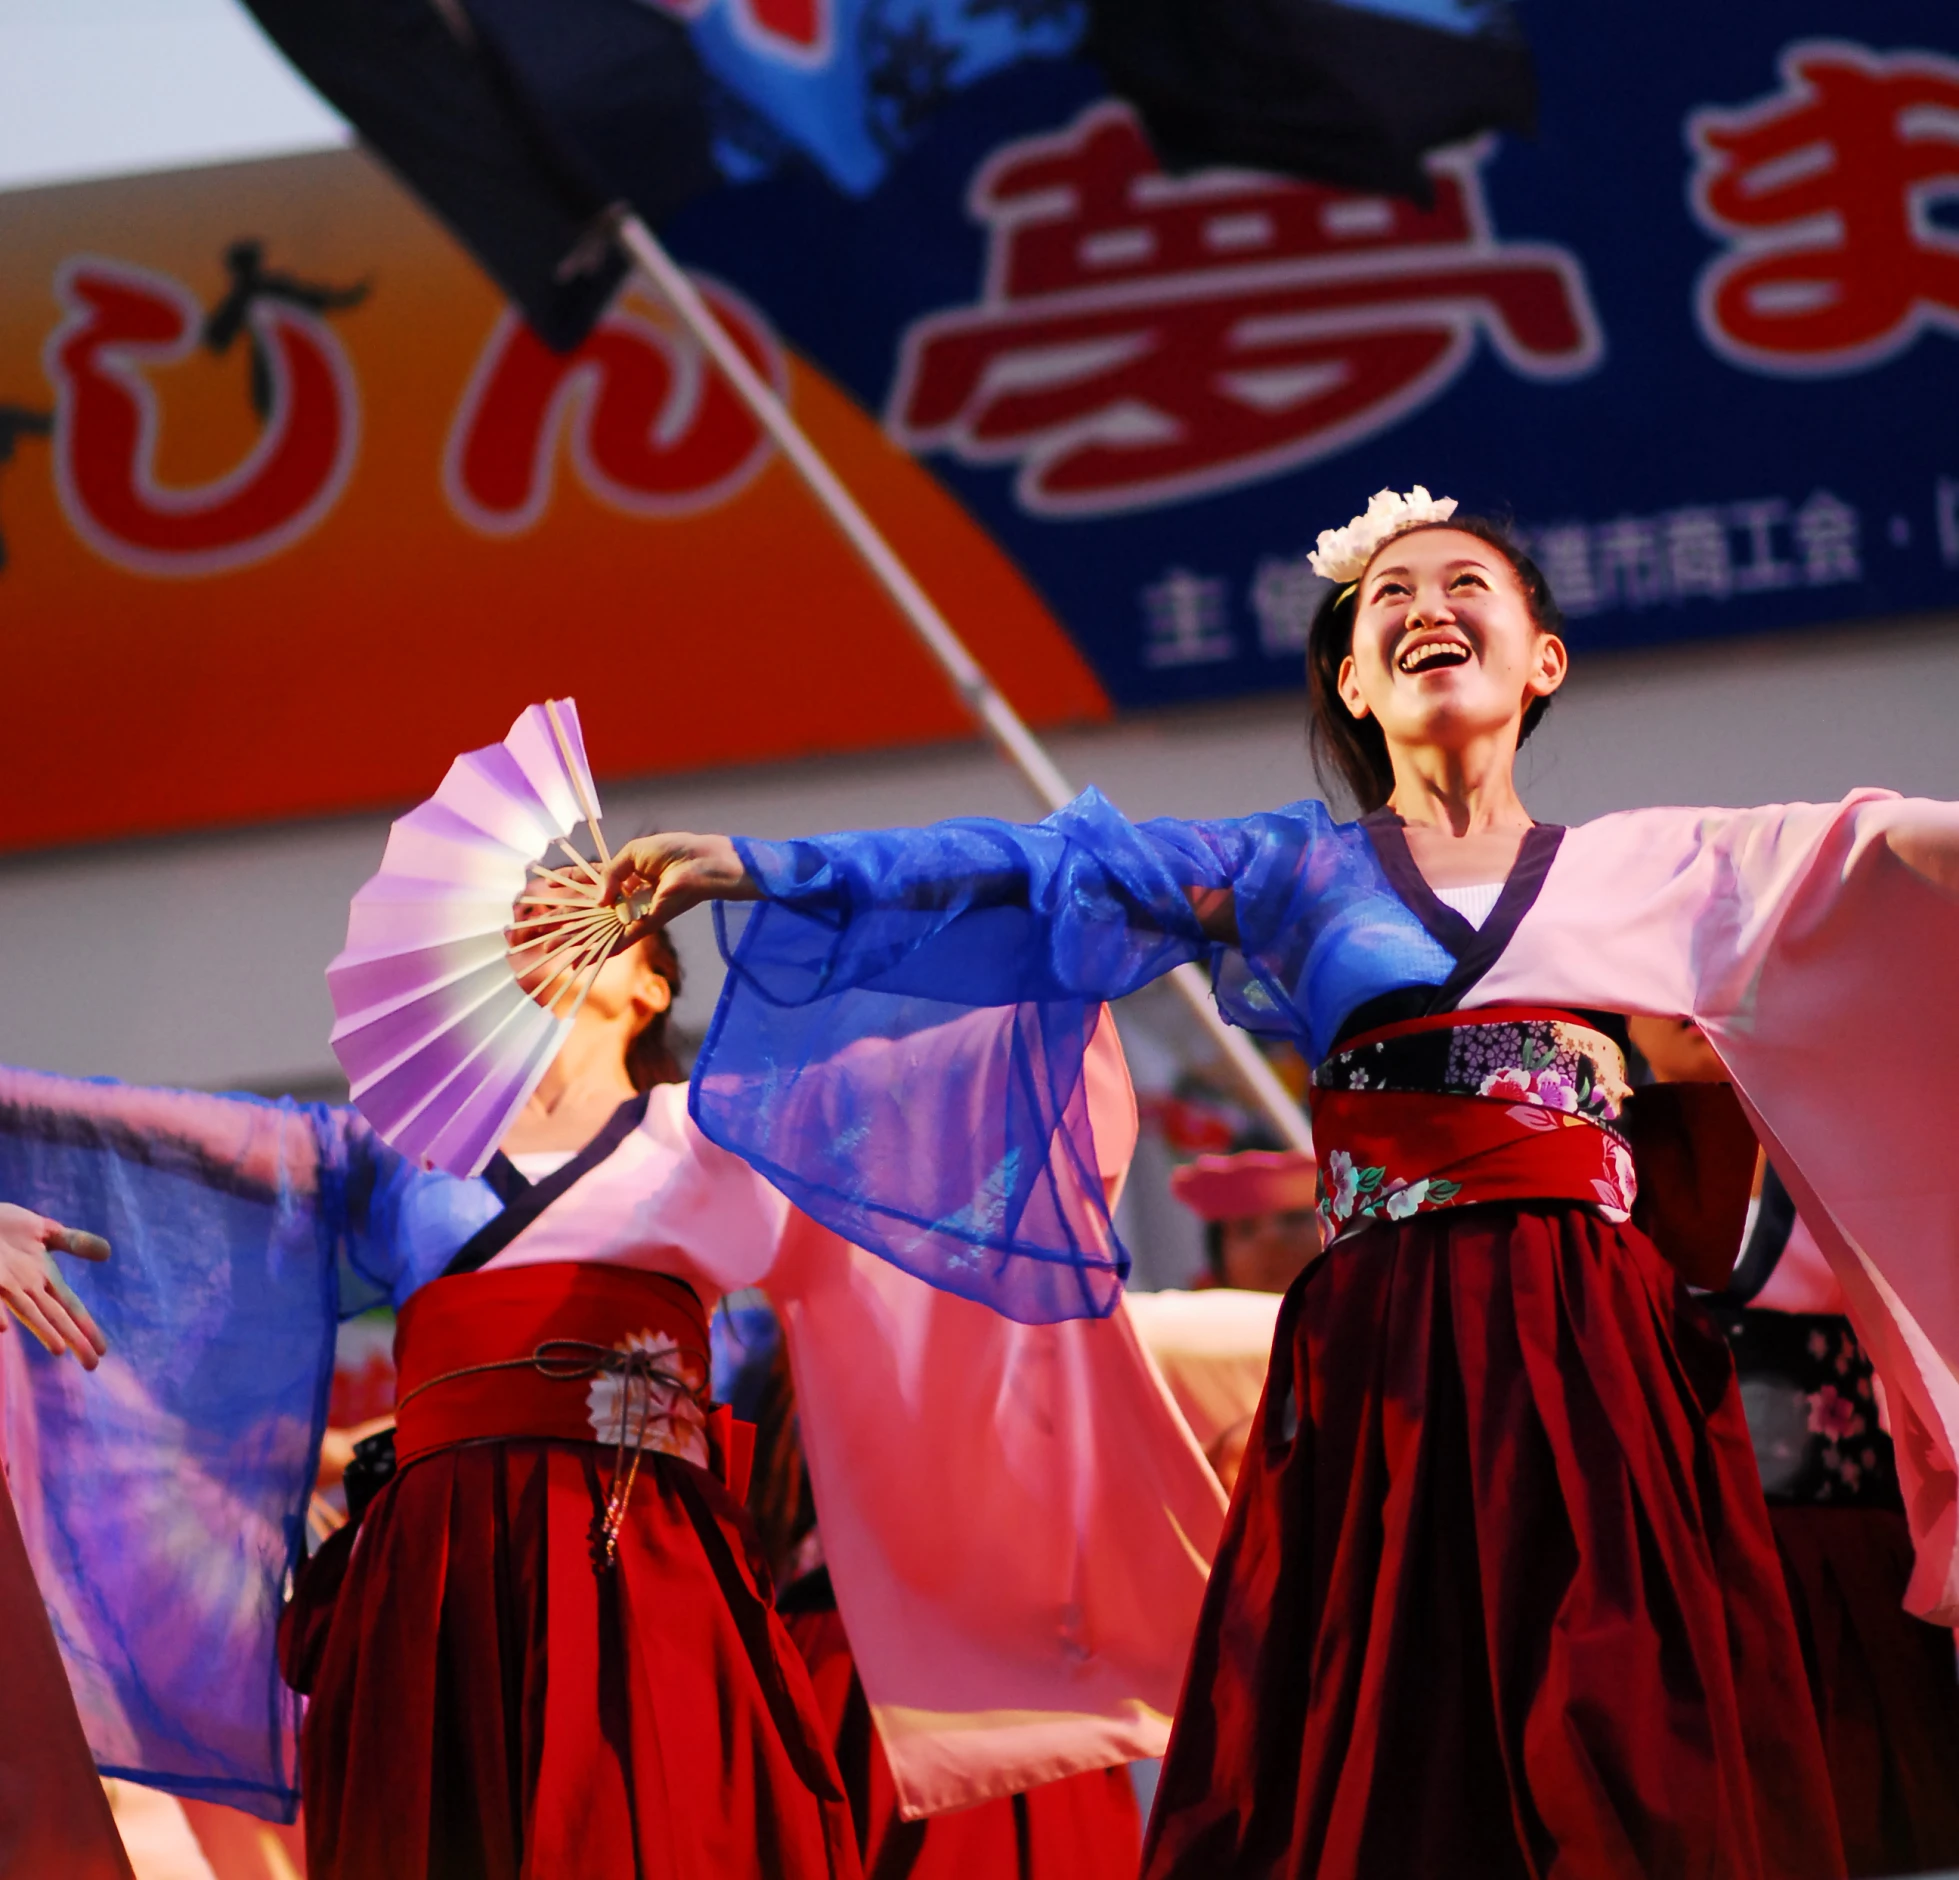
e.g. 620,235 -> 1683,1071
0,0 -> 348,194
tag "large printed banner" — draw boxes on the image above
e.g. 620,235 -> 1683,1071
2,5 -> 1956,850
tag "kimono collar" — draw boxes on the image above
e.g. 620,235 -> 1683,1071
442,1090 -> 652,1278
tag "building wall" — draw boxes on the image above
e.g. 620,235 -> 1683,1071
2,609 -> 1955,1095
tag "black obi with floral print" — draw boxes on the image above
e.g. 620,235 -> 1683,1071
1705,1164 -> 1901,1510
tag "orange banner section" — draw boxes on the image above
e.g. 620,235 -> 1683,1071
0,151 -> 1108,855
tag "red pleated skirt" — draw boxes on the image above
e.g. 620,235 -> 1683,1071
1140,1203 -> 1846,1880
286,1439 -> 861,1880
784,1596 -> 1141,1879
1770,1504 -> 1959,1878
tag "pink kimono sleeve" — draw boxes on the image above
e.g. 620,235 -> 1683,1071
1476,792 -> 1959,1620
764,1010 -> 1228,1816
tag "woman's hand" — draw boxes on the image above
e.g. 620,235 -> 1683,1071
0,1204 -> 110,1370
598,833 -> 758,931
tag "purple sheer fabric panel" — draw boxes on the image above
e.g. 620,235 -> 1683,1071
0,1072 -> 496,1817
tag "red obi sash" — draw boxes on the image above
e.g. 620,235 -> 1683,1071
1310,1007 -> 1637,1244
394,1263 -> 753,1511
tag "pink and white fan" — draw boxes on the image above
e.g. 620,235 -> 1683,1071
328,699 -> 639,1175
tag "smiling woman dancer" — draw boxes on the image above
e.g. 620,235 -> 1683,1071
583,487 -> 1959,1880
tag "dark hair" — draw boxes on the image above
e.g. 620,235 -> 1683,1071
624,929 -> 686,1090
1305,515 -> 1564,814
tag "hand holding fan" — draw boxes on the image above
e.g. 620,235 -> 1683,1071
327,699 -> 646,1176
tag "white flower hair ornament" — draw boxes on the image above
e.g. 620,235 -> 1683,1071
1306,486 -> 1459,592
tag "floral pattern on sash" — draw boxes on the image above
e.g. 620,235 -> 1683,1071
1311,1013 -> 1636,1245
1315,1015 -> 1631,1122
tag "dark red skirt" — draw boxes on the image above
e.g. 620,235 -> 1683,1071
784,1595 -> 1140,1879
286,1440 -> 861,1880
1140,1203 -> 1845,1880
1770,1504 -> 1959,1878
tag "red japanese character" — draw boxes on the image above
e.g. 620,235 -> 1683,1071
46,256 -> 359,576
1691,41 -> 1959,372
887,104 -> 1600,516
444,279 -> 782,534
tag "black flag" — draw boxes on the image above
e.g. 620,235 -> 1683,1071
237,0 -> 717,350
1086,0 -> 1537,205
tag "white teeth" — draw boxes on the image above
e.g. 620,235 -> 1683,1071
1398,639 -> 1468,674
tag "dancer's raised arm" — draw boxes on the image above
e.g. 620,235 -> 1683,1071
600,824 -> 1245,941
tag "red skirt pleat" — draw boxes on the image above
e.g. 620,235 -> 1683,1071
0,1473 -> 134,1879
296,1440 -> 861,1880
1769,1504 -> 1959,1878
1140,1204 -> 1846,1880
785,1600 -> 1141,1880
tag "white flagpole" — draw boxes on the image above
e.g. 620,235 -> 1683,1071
616,214 -> 1313,1155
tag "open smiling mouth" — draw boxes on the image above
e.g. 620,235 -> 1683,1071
1397,637 -> 1472,675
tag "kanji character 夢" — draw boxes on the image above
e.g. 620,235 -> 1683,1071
1141,568 -> 1233,667
1690,41 -> 1959,372
1250,552 -> 1332,656
889,103 -> 1601,516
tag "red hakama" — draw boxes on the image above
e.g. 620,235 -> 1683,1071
283,1263 -> 859,1880
1772,1505 -> 1959,1876
784,1589 -> 1140,1879
1144,1010 -> 1846,1880
1142,1207 -> 1843,1879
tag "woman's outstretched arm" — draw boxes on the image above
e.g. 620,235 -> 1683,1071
599,828 -> 1240,937
596,795 -> 1243,1011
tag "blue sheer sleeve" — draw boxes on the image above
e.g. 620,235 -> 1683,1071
0,1070 -> 496,1820
691,788 -> 1332,1322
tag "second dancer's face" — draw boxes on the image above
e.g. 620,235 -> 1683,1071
1337,527 -> 1565,760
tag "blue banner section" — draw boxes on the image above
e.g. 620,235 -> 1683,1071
664,5 -> 1959,708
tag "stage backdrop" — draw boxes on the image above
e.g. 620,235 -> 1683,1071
1,6 -> 1955,851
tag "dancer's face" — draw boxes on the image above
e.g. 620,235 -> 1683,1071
1336,527 -> 1565,761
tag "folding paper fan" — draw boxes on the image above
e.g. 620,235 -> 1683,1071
327,699 -> 640,1176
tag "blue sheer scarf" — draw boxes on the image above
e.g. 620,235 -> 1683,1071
694,788 -> 1454,1324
